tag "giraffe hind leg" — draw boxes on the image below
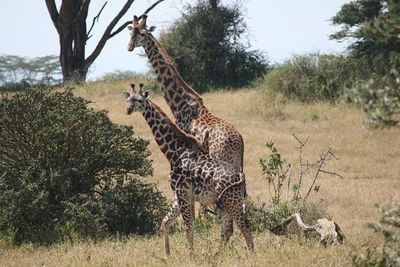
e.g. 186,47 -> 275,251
220,212 -> 233,248
221,188 -> 254,251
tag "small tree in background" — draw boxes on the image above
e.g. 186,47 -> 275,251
0,54 -> 61,90
160,0 -> 268,91
0,89 -> 168,245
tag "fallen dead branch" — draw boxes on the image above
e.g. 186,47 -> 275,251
274,212 -> 345,246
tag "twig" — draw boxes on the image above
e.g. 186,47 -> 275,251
285,164 -> 292,201
109,0 -> 166,38
87,1 -> 108,40
292,133 -> 309,148
293,134 -> 308,200
303,146 -> 332,202
140,0 -> 166,18
319,169 -> 344,179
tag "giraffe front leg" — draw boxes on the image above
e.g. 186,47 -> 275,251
160,200 -> 180,257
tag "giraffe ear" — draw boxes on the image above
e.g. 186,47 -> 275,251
127,25 -> 133,31
141,91 -> 149,98
122,92 -> 130,100
148,26 -> 156,32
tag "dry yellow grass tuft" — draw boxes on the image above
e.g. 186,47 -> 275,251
1,80 -> 399,266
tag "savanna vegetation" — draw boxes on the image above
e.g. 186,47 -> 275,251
1,82 -> 399,266
0,0 -> 399,266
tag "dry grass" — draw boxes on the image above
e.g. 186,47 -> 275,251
1,80 -> 399,266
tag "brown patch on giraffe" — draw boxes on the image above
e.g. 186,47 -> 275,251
164,77 -> 173,87
159,66 -> 166,74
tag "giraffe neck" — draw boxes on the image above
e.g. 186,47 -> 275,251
142,34 -> 208,131
141,99 -> 203,164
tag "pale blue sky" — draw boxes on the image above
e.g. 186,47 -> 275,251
0,0 -> 350,80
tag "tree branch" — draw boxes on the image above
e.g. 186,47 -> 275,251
45,0 -> 60,32
303,146 -> 332,202
319,169 -> 344,179
86,1 -> 108,40
85,0 -> 135,68
109,0 -> 166,39
139,0 -> 166,19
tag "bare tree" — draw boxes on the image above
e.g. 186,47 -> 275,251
45,0 -> 164,83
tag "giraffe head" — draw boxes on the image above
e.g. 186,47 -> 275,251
122,83 -> 149,114
127,15 -> 156,52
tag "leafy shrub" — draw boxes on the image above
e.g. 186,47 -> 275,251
346,69 -> 400,128
352,197 -> 400,266
0,88 -> 168,245
263,53 -> 355,102
248,138 -> 339,235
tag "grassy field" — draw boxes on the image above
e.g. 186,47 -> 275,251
1,80 -> 399,266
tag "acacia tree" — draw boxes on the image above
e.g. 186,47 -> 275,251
330,0 -> 400,76
331,0 -> 400,127
45,0 -> 164,83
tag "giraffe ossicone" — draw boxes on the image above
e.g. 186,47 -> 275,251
122,83 -> 254,256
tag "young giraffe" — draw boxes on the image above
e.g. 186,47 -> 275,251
122,83 -> 254,256
127,15 -> 244,173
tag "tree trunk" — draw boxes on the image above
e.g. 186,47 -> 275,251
57,0 -> 89,84
45,0 -> 164,84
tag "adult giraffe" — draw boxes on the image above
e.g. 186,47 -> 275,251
127,15 -> 244,173
122,83 -> 254,256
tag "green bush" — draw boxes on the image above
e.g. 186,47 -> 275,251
352,198 -> 400,266
0,88 -> 168,245
346,69 -> 400,128
248,138 -> 338,236
263,53 -> 355,102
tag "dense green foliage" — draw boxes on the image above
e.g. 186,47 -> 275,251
0,55 -> 61,91
160,0 -> 268,91
331,0 -> 400,76
331,0 -> 400,127
263,53 -> 355,102
0,89 -> 168,245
